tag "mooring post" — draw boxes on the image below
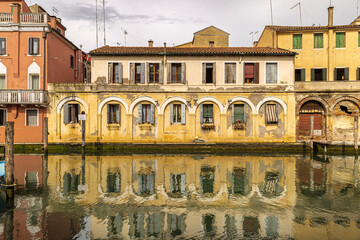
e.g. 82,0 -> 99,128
4,122 -> 14,200
43,117 -> 48,155
310,116 -> 314,157
354,116 -> 358,153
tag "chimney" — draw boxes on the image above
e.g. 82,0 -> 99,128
10,3 -> 21,23
148,39 -> 153,47
328,6 -> 334,27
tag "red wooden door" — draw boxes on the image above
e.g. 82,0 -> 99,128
299,113 -> 323,136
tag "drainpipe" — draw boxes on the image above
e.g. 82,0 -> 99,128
42,29 -> 48,90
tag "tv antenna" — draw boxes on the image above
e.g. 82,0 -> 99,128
95,0 -> 98,48
102,0 -> 106,46
291,2 -> 302,26
270,0 -> 274,25
249,32 -> 254,43
121,28 -> 128,46
254,31 -> 259,41
52,7 -> 59,16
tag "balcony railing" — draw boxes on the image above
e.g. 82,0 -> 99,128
0,13 -> 47,24
0,90 -> 47,105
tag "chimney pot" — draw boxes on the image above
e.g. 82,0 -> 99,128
328,6 -> 334,27
164,42 -> 167,48
148,39 -> 153,48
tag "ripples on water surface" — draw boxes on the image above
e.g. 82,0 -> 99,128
0,154 -> 359,239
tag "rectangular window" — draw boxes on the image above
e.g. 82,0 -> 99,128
0,109 -> 6,126
202,63 -> 215,84
0,38 -> 6,55
225,63 -> 236,84
108,62 -> 122,83
138,174 -> 155,196
209,41 -> 214,47
29,74 -> 40,90
336,32 -> 345,48
172,104 -> 181,123
0,74 -> 5,89
70,55 -> 74,69
311,68 -> 327,81
107,104 -> 120,124
233,104 -> 245,124
293,34 -> 302,49
266,63 -> 278,84
171,63 -> 182,83
133,63 -> 144,84
265,104 -> 278,124
149,63 -> 159,83
106,172 -> 121,193
295,69 -> 305,82
202,104 -> 214,123
25,172 -> 38,189
334,67 -> 349,81
64,104 -> 79,124
244,63 -> 259,84
201,166 -> 214,194
26,109 -> 38,126
28,38 -> 40,55
170,174 -> 186,194
314,33 -> 323,49
138,104 -> 154,124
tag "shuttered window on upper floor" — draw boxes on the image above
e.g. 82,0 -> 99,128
311,68 -> 327,81
168,63 -> 186,84
293,34 -> 302,49
314,33 -> 323,49
295,69 -> 305,82
225,63 -> 236,84
336,32 -> 345,48
334,68 -> 349,81
244,63 -> 259,84
108,62 -> 123,83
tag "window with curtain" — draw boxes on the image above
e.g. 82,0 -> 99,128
293,34 -> 302,49
0,74 -> 5,89
64,104 -> 79,124
29,74 -> 40,90
28,38 -> 40,55
26,109 -> 38,126
265,104 -> 278,124
336,32 -> 345,48
225,63 -> 236,83
107,104 -> 120,124
314,33 -> 323,49
266,63 -> 278,84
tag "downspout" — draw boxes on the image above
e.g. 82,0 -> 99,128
42,29 -> 48,90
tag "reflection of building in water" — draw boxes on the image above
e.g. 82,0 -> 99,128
14,155 -> 44,189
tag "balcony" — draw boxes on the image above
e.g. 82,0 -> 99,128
0,90 -> 48,106
0,13 -> 48,24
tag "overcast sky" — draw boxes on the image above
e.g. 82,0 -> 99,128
24,0 -> 360,52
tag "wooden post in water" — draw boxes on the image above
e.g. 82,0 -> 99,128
354,116 -> 358,153
43,117 -> 48,155
310,116 -> 314,157
81,117 -> 85,154
4,122 -> 14,200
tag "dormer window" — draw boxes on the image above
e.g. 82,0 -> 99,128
209,41 -> 214,47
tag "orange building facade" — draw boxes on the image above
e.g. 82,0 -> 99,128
0,0 -> 85,143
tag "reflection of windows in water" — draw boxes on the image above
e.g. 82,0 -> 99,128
224,215 -> 238,239
262,172 -> 281,197
243,216 -> 260,238
28,210 -> 40,227
167,214 -> 186,238
201,166 -> 215,194
232,168 -> 246,195
169,174 -> 186,197
107,215 -> 123,237
138,174 -> 155,196
265,215 -> 279,238
202,214 -> 216,237
25,171 -> 38,189
130,213 -> 145,239
146,213 -> 164,238
63,172 -> 80,195
107,172 -> 121,193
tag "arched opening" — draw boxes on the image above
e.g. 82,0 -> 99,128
332,100 -> 359,141
299,101 -> 325,137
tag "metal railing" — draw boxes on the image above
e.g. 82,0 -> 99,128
0,13 -> 13,23
0,90 -> 47,104
20,13 -> 47,24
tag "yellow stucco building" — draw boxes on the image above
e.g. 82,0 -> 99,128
47,46 -> 297,144
257,6 -> 360,144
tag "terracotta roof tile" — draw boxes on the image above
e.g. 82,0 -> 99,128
267,24 -> 360,31
90,46 -> 296,56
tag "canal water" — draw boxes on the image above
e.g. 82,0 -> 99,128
0,154 -> 359,239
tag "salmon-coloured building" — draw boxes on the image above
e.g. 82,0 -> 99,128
0,0 -> 86,143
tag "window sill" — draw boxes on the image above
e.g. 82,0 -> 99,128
107,124 -> 121,129
335,48 -> 346,50
201,123 -> 215,130
27,54 -> 41,57
314,48 -> 324,50
139,123 -> 152,130
0,54 -> 8,57
233,123 -> 246,130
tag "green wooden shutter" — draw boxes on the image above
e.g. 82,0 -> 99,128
311,69 -> 315,81
357,68 -> 360,81
293,34 -> 302,49
334,68 -> 338,81
345,68 -> 349,80
322,68 -> 327,81
301,69 -> 305,82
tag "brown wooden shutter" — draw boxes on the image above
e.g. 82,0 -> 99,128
254,63 -> 259,84
108,63 -> 113,83
181,63 -> 186,84
212,63 -> 216,84
167,63 -> 171,84
202,63 -> 206,84
130,63 -> 135,84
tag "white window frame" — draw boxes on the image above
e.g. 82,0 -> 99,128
0,37 -> 7,56
242,61 -> 258,84
0,108 -> 7,126
27,37 -> 41,56
201,61 -> 216,85
106,61 -> 122,84
264,61 -> 279,84
313,32 -> 324,50
128,61 -> 147,84
223,61 -> 238,84
25,108 -> 39,126
167,61 -> 185,85
28,62 -> 41,90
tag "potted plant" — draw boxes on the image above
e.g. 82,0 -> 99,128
233,119 -> 246,130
